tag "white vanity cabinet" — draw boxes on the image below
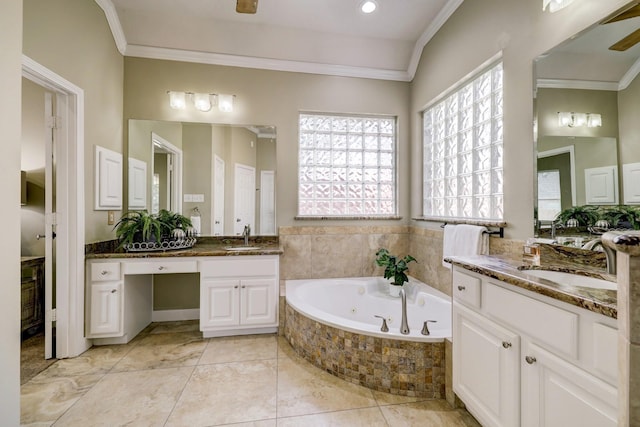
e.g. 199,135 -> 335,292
199,256 -> 278,337
452,267 -> 618,427
86,262 -> 123,337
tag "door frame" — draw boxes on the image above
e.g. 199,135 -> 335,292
151,132 -> 182,214
22,55 -> 89,358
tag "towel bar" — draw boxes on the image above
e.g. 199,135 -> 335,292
440,223 -> 504,238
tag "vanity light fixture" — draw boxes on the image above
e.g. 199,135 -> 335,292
360,0 -> 377,14
167,91 -> 235,112
542,0 -> 575,12
557,112 -> 602,128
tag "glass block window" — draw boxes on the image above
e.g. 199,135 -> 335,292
423,62 -> 503,220
298,113 -> 396,216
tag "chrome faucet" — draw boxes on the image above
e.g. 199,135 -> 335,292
242,224 -> 251,246
399,288 -> 410,335
582,237 -> 617,275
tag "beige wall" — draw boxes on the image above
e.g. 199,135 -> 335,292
23,0 -> 124,243
618,73 -> 640,165
1,0 -> 23,421
409,0 -> 630,239
183,123 -> 212,234
123,57 -> 411,229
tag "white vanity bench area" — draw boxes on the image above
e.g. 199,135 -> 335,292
85,240 -> 283,345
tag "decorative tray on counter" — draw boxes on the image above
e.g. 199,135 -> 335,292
122,237 -> 197,252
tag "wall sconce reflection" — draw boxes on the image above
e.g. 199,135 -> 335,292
557,112 -> 602,128
167,91 -> 235,113
543,0 -> 575,13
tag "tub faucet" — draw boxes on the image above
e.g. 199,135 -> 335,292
581,237 -> 617,275
399,288 -> 410,335
242,224 -> 251,246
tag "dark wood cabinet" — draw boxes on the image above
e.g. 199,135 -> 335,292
21,256 -> 45,338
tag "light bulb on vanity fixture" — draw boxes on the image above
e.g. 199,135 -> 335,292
557,112 -> 602,128
360,0 -> 377,14
167,91 -> 235,113
542,0 -> 574,12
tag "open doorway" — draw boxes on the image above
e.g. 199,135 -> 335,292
20,77 -> 56,383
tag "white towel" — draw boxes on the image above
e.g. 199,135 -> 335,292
190,216 -> 201,236
442,224 -> 489,269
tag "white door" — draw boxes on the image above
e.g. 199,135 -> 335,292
521,342 -> 617,427
453,303 -> 521,427
234,163 -> 255,235
212,155 -> 225,236
44,92 -> 55,359
240,278 -> 276,325
259,170 -> 275,235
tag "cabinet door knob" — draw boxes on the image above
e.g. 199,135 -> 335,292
242,285 -> 246,289
457,285 -> 466,291
525,356 -> 537,364
101,270 -> 109,276
502,341 -> 512,349
234,285 -> 239,289
111,289 -> 117,294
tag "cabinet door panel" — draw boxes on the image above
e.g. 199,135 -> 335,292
453,303 -> 520,427
522,342 -> 617,427
200,279 -> 239,328
89,282 -> 122,336
240,279 -> 276,325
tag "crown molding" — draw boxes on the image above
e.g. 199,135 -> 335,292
95,0 -> 127,55
619,57 -> 640,91
406,0 -> 464,80
125,44 -> 412,81
536,78 -> 619,91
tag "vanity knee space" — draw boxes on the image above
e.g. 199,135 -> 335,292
451,267 -> 618,427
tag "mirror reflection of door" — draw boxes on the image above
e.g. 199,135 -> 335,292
234,163 -> 255,235
260,170 -> 275,235
151,132 -> 182,214
213,155 -> 225,236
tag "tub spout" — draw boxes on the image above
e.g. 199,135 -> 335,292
399,288 -> 410,335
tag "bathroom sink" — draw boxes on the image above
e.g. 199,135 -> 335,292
523,270 -> 616,290
224,246 -> 262,251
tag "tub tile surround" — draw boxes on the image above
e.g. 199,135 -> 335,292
21,321 -> 480,426
603,231 -> 640,426
284,304 -> 445,398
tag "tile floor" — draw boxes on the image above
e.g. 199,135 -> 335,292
21,321 -> 480,426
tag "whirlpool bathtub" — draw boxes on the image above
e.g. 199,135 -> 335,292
284,277 -> 451,397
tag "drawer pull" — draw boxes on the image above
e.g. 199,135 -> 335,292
502,341 -> 512,349
457,285 -> 466,291
111,289 -> 117,294
525,356 -> 537,365
101,270 -> 109,276
158,266 -> 166,271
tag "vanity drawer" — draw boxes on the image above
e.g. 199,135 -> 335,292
484,282 -> 578,359
199,256 -> 278,278
90,262 -> 121,281
452,269 -> 481,309
122,260 -> 198,275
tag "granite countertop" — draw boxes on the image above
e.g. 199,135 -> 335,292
446,255 -> 617,319
85,236 -> 283,259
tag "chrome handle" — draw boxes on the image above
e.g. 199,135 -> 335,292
36,234 -> 46,240
457,285 -> 466,291
101,270 -> 109,276
158,266 -> 166,271
373,315 -> 389,332
111,289 -> 117,294
502,341 -> 512,349
421,320 -> 438,336
525,356 -> 537,364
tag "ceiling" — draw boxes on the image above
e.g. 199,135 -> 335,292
536,6 -> 640,90
96,0 -> 463,81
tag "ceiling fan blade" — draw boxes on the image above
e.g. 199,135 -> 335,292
609,28 -> 640,51
602,3 -> 640,24
236,0 -> 258,14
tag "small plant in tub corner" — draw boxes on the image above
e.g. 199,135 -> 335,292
375,248 -> 417,296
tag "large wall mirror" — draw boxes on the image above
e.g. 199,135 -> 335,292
533,3 -> 640,232
127,120 -> 277,236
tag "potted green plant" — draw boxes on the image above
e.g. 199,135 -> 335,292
114,209 -> 193,251
554,205 -> 599,228
375,248 -> 417,297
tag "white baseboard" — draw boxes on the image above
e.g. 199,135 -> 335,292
152,309 -> 200,322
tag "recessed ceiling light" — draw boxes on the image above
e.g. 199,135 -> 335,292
360,0 -> 377,14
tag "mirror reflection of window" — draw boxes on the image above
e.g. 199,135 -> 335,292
152,173 -> 160,214
538,170 -> 561,221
